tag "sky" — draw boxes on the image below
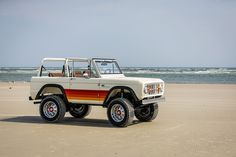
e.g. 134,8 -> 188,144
0,0 -> 236,67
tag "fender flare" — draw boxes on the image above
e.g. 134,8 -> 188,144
103,86 -> 139,106
35,84 -> 68,102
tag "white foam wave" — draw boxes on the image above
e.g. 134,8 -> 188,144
1,67 -> 236,75
123,68 -> 236,75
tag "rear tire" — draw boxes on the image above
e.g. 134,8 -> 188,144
69,104 -> 91,118
135,103 -> 158,122
39,95 -> 66,122
107,98 -> 134,127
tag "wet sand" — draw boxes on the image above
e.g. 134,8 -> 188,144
0,82 -> 236,157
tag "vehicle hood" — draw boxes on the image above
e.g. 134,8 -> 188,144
119,77 -> 164,84
99,75 -> 165,100
100,74 -> 164,85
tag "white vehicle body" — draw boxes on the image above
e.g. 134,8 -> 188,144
30,57 -> 165,106
29,57 -> 165,127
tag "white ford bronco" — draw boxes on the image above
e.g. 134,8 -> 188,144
29,57 -> 165,127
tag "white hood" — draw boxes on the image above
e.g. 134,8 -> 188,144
101,74 -> 164,84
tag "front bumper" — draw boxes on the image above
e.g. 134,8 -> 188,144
142,96 -> 165,104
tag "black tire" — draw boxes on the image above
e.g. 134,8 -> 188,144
39,95 -> 66,122
135,103 -> 158,122
107,98 -> 134,127
69,104 -> 91,118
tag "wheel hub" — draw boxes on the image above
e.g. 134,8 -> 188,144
48,107 -> 54,112
43,101 -> 58,118
116,110 -> 121,115
110,104 -> 125,122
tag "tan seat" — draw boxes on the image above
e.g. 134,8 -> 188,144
82,70 -> 95,78
73,71 -> 82,77
48,73 -> 64,77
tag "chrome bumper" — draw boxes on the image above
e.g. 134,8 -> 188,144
142,96 -> 165,105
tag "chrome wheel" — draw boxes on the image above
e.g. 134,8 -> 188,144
135,103 -> 158,122
69,105 -> 91,118
138,107 -> 151,117
107,98 -> 134,127
40,95 -> 66,122
71,105 -> 85,114
110,104 -> 125,122
43,101 -> 58,118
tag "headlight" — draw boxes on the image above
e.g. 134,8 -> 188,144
144,84 -> 155,95
144,83 -> 163,95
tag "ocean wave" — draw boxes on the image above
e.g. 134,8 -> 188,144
0,67 -> 236,75
0,67 -> 236,83
0,68 -> 39,74
122,67 -> 236,75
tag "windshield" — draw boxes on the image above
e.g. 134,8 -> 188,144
95,60 -> 122,74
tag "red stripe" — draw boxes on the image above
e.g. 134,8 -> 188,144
65,89 -> 109,101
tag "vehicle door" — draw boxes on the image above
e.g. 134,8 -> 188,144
67,60 -> 102,104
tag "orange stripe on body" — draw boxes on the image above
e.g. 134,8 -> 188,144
65,89 -> 109,101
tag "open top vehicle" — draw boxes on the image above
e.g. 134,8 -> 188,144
29,57 -> 165,127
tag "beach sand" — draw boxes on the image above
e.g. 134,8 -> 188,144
0,82 -> 236,157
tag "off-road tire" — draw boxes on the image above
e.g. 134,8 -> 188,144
135,103 -> 158,122
69,105 -> 91,118
107,98 -> 134,127
39,95 -> 66,122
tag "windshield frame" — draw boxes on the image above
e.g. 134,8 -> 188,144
93,59 -> 123,75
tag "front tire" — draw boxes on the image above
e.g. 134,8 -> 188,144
135,103 -> 158,122
107,98 -> 134,127
39,95 -> 66,122
69,104 -> 91,118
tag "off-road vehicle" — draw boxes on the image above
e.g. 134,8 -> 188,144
29,58 -> 165,127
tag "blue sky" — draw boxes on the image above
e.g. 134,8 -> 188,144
0,0 -> 236,67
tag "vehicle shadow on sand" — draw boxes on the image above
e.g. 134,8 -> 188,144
0,116 -> 141,128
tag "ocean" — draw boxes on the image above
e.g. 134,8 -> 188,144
0,67 -> 236,84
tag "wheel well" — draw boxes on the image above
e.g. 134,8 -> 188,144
104,86 -> 139,107
35,84 -> 68,102
41,87 -> 63,95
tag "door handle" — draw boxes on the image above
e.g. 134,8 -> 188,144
98,83 -> 105,87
